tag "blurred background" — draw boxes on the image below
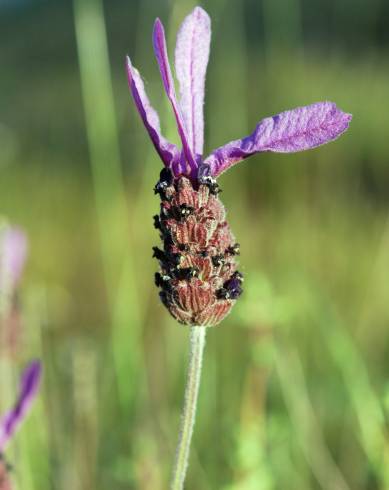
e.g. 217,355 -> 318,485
1,0 -> 389,488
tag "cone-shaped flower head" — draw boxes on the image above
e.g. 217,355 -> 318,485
0,361 -> 42,452
126,7 -> 351,326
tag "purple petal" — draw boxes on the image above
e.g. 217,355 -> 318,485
174,6 -> 211,155
153,18 -> 197,176
0,360 -> 42,451
204,102 -> 352,176
0,227 -> 28,294
126,56 -> 182,171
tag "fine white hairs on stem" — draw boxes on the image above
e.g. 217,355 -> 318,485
170,326 -> 207,490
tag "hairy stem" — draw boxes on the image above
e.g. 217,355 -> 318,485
170,326 -> 207,490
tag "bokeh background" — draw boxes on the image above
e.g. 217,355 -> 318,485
1,0 -> 389,488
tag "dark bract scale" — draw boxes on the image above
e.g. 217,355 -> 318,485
154,168 -> 175,200
153,214 -> 161,230
212,254 -> 225,267
226,243 -> 240,256
178,203 -> 194,220
153,172 -> 243,327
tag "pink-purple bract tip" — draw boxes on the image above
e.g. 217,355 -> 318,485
0,227 -> 28,295
0,360 -> 42,452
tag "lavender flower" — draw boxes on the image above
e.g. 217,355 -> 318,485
0,227 -> 28,355
126,8 -> 351,487
0,361 -> 42,452
0,228 -> 28,298
126,7 -> 351,328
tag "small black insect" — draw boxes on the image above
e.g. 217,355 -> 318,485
197,163 -> 221,195
217,272 -> 244,300
175,267 -> 199,281
199,250 -> 208,257
153,214 -> 161,230
231,271 -> 244,282
212,254 -> 225,267
152,246 -> 166,262
154,168 -> 174,199
155,272 -> 172,290
164,203 -> 194,221
178,203 -> 194,221
225,277 -> 243,299
203,178 -> 221,196
178,243 -> 190,252
216,287 -> 229,300
153,246 -> 181,269
226,243 -> 240,256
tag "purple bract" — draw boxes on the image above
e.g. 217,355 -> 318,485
0,360 -> 42,452
126,6 -> 351,180
0,228 -> 28,296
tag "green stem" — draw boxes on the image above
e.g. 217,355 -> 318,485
170,327 -> 207,490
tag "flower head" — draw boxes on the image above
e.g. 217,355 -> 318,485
0,360 -> 42,452
126,7 -> 351,326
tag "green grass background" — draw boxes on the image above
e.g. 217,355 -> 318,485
1,0 -> 389,488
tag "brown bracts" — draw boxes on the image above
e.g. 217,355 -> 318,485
153,165 -> 243,327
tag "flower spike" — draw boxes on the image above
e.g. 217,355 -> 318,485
0,360 -> 42,452
174,6 -> 211,156
204,101 -> 352,176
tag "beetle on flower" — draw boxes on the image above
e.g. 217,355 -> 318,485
126,6 -> 351,328
0,361 -> 42,489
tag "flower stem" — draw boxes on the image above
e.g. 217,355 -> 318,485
170,326 -> 207,490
